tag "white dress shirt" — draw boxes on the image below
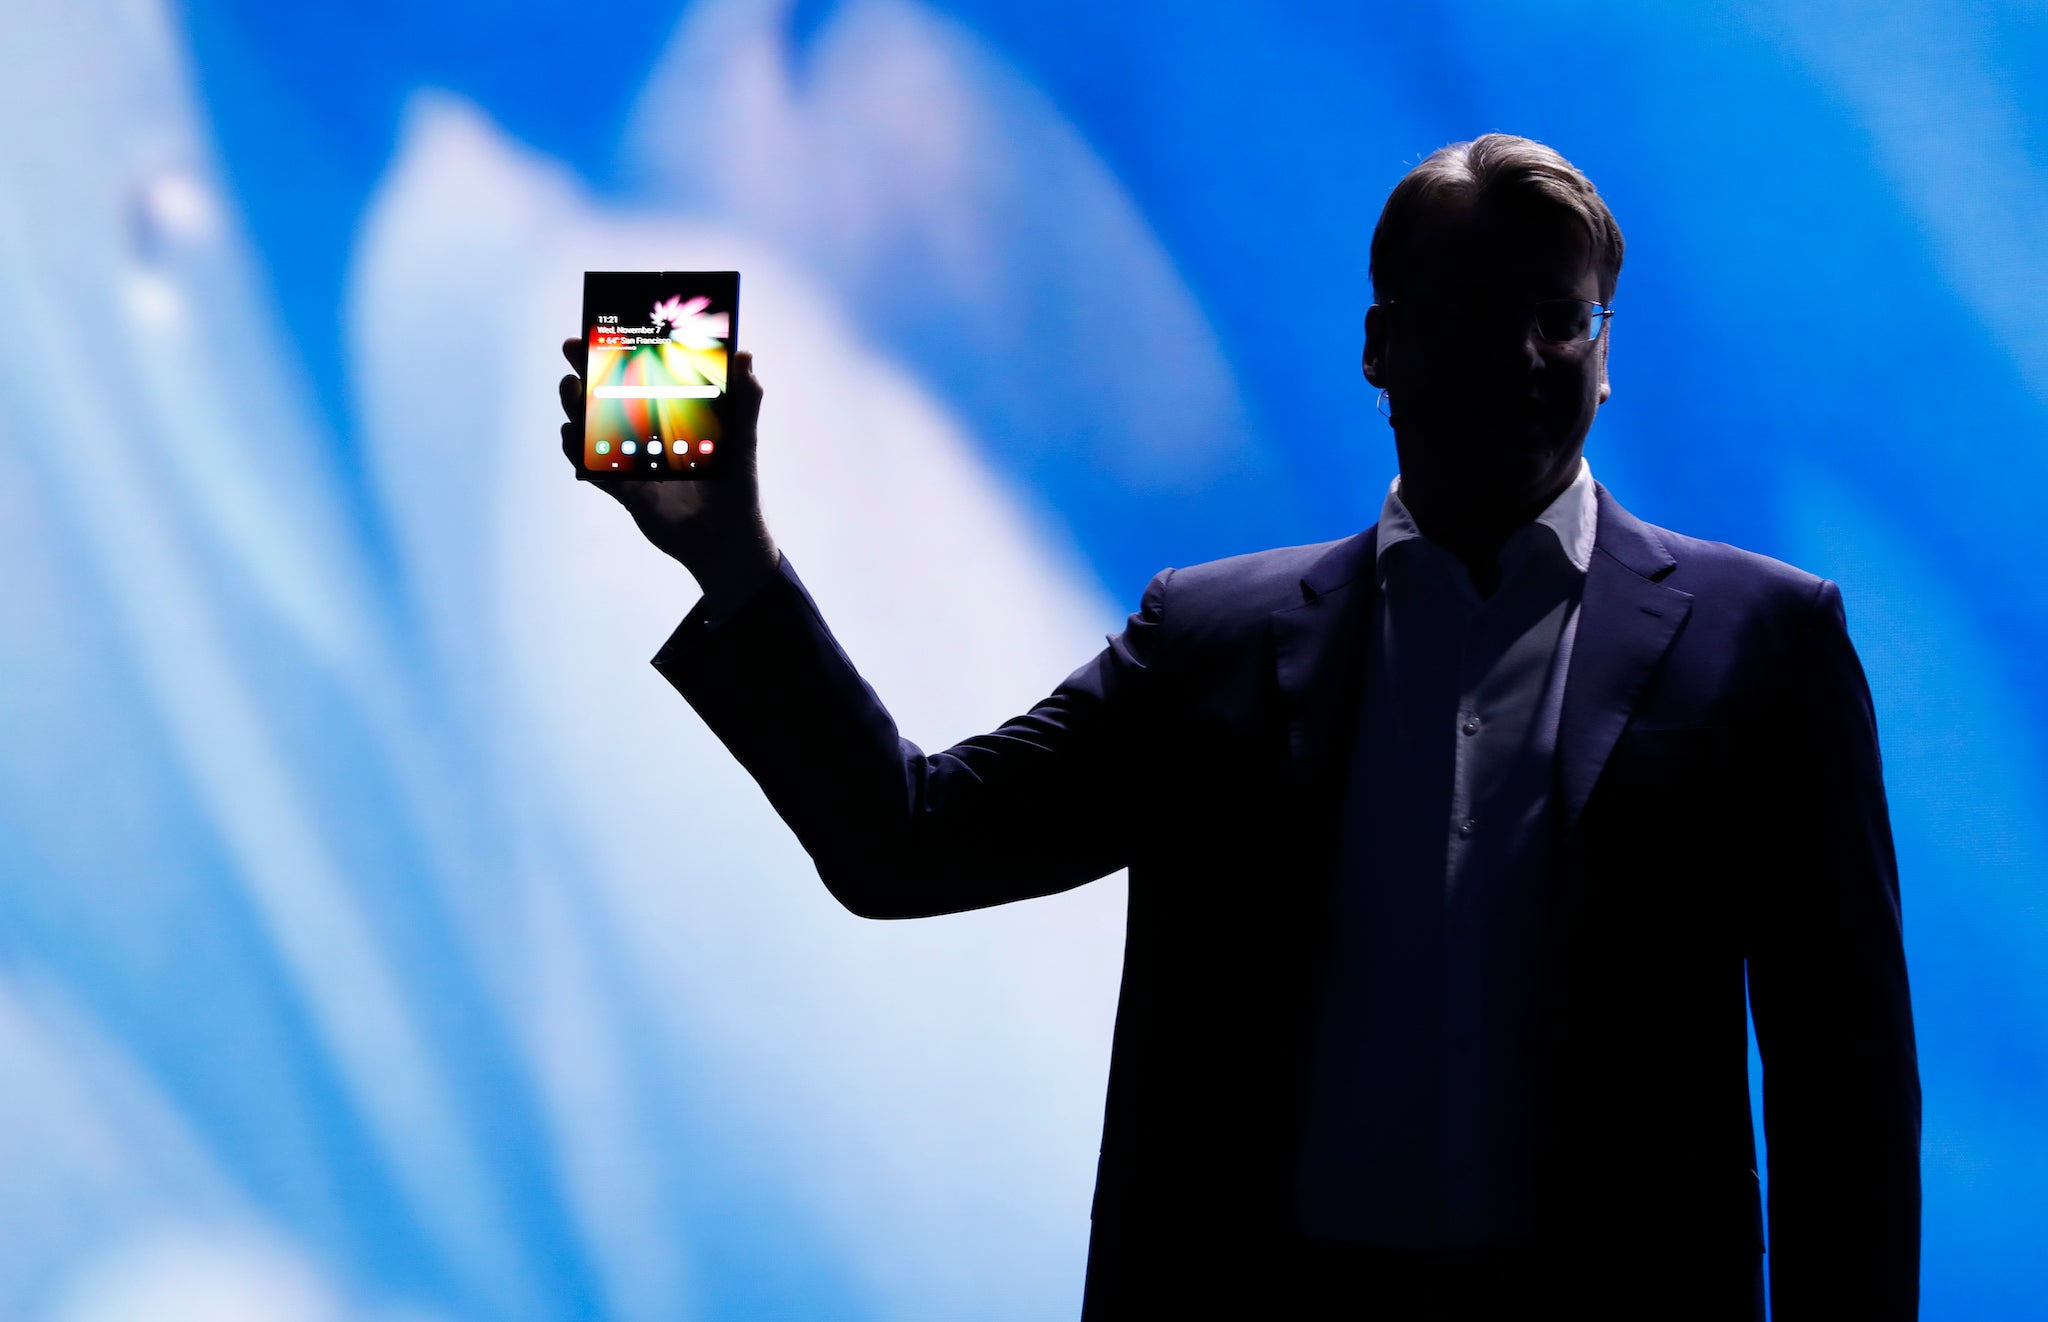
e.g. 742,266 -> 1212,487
1292,456 -> 1599,1249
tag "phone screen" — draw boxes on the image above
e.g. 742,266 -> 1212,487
581,271 -> 739,479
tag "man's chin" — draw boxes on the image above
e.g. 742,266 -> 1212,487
1396,413 -> 1579,485
1447,436 -> 1578,510
1457,427 -> 1567,476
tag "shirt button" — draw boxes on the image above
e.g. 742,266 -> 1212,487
1461,716 -> 1481,736
1458,818 -> 1477,837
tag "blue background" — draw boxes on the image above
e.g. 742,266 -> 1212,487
0,1 -> 2041,1318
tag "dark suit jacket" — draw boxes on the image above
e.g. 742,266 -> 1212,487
653,482 -> 1920,1321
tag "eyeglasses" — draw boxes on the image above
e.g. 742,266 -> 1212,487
1375,297 -> 1614,344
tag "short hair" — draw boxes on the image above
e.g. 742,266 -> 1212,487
1369,133 -> 1625,303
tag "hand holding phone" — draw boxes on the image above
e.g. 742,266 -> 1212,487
559,274 -> 776,613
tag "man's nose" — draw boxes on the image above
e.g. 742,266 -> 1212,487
1465,313 -> 1546,372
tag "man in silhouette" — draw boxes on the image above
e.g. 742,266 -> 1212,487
559,134 -> 1920,1321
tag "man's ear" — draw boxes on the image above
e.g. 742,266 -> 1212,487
1596,330 -> 1612,405
1363,303 -> 1388,387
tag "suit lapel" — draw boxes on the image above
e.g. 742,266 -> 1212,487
1555,484 -> 1694,835
1270,527 -> 1378,810
1264,526 -> 1379,1121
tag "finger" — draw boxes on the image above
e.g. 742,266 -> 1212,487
561,336 -> 587,375
562,421 -> 604,488
563,423 -> 638,503
559,372 -> 582,423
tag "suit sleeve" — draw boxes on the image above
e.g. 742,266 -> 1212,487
650,551 -> 1174,919
1746,577 -> 1921,1320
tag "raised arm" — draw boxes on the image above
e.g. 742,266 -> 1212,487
649,554 -> 1173,918
1745,578 -> 1922,1320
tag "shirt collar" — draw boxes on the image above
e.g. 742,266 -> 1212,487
1376,455 -> 1598,578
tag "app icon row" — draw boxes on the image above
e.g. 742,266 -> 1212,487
593,438 -> 715,456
